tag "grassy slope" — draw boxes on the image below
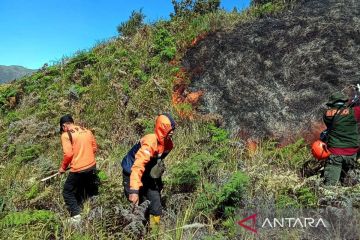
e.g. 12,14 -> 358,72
0,2 -> 359,239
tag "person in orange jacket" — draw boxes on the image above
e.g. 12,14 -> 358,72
121,113 -> 176,229
58,114 -> 99,223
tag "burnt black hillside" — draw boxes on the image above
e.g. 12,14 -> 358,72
183,0 -> 360,141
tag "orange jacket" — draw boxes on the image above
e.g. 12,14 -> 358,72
129,114 -> 175,192
60,125 -> 97,172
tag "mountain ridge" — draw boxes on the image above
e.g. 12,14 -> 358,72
0,65 -> 37,84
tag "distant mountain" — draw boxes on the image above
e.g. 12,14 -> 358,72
0,65 -> 37,83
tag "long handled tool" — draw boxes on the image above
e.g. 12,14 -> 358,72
40,172 -> 60,182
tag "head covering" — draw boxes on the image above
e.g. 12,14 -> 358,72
59,114 -> 74,133
326,92 -> 348,107
155,113 -> 176,144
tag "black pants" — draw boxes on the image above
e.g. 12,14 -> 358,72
123,171 -> 163,216
63,168 -> 99,216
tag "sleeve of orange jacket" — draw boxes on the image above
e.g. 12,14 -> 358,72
60,133 -> 73,170
129,141 -> 154,193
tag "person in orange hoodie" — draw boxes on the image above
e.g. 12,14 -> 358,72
122,113 -> 176,229
58,114 -> 99,223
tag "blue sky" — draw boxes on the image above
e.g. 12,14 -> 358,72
0,0 -> 250,69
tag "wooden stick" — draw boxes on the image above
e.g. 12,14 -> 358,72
40,172 -> 59,182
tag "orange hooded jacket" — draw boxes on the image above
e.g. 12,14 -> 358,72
61,125 -> 97,172
123,114 -> 175,193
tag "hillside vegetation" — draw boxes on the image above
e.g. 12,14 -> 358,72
0,0 -> 359,239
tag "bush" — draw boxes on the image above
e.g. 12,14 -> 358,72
171,0 -> 220,18
0,86 -> 20,112
218,171 -> 249,216
64,51 -> 98,81
25,184 -> 39,200
67,51 -> 98,70
194,182 -> 219,214
15,144 -> 43,164
153,28 -> 177,61
296,187 -> 318,207
276,194 -> 300,209
275,186 -> 318,209
44,66 -> 61,76
168,158 -> 201,192
133,69 -> 148,82
167,152 -> 220,192
117,9 -> 145,37
207,124 -> 229,143
69,84 -> 90,98
194,171 -> 249,217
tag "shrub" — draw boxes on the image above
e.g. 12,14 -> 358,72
0,86 -> 19,112
167,155 -> 202,192
64,51 -> 98,80
275,186 -> 318,209
276,194 -> 301,209
70,84 -> 90,97
167,152 -> 220,192
133,69 -> 148,82
171,0 -> 220,18
4,111 -> 20,124
218,171 -> 249,216
15,144 -> 43,164
117,9 -> 145,37
194,171 -> 249,217
153,28 -> 177,61
193,0 -> 221,15
207,124 -> 229,143
25,184 -> 39,200
296,187 -> 318,207
81,67 -> 93,86
44,66 -> 61,76
67,51 -> 98,70
194,182 -> 219,214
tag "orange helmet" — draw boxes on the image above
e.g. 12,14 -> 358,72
311,140 -> 331,160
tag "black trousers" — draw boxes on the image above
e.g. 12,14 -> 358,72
123,171 -> 163,216
63,168 -> 99,216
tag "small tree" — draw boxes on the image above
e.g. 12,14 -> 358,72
117,9 -> 145,37
194,0 -> 221,15
171,0 -> 221,18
